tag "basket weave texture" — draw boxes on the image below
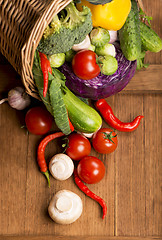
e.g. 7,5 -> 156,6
0,0 -> 72,98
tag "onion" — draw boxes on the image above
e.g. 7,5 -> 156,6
60,47 -> 137,100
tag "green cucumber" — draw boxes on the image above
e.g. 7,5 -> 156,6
119,0 -> 141,61
140,21 -> 162,53
62,86 -> 102,133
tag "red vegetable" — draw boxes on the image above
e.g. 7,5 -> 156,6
37,132 -> 65,187
92,128 -> 117,154
65,133 -> 91,161
95,99 -> 144,132
72,50 -> 100,80
39,52 -> 52,97
25,106 -> 53,135
74,169 -> 107,219
77,156 -> 105,184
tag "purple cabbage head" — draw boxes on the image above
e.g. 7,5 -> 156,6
60,47 -> 137,100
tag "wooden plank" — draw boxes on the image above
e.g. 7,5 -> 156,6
122,65 -> 162,93
114,94 -> 162,236
0,104 -> 28,234
0,236 -> 161,240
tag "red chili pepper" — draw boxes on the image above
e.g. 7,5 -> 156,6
74,169 -> 107,219
37,132 -> 65,187
68,117 -> 74,132
39,52 -> 52,98
95,99 -> 144,132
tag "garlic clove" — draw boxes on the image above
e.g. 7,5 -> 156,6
49,153 -> 74,181
48,190 -> 83,224
72,35 -> 91,51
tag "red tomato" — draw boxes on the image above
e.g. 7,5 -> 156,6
72,50 -> 100,80
65,133 -> 91,161
25,106 -> 53,135
77,156 -> 105,184
92,128 -> 118,154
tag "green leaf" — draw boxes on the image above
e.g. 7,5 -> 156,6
49,72 -> 71,135
139,8 -> 153,26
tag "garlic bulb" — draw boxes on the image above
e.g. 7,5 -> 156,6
49,153 -> 74,181
108,30 -> 118,44
48,190 -> 83,224
0,86 -> 31,110
72,35 -> 91,51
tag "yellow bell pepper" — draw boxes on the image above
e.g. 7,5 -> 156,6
76,0 -> 131,31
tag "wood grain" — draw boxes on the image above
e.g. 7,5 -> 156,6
0,0 -> 162,238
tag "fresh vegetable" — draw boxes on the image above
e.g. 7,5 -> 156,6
92,128 -> 117,154
49,53 -> 65,68
33,50 -> 102,134
38,2 -> 93,55
98,55 -> 118,75
95,43 -> 116,57
49,153 -> 74,181
108,30 -> 118,44
72,49 -> 100,80
0,87 -> 31,110
74,169 -> 107,219
77,156 -> 105,184
61,46 -> 137,100
62,85 -> 102,133
76,0 -> 131,31
72,35 -> 91,51
48,189 -> 83,224
95,99 -> 144,132
37,131 -> 65,186
25,106 -> 53,135
90,27 -> 110,47
139,20 -> 162,53
65,132 -> 91,161
39,52 -> 52,98
65,49 -> 76,62
118,0 -> 141,61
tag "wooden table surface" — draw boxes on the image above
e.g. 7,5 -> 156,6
0,0 -> 162,239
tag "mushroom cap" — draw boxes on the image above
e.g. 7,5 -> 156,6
49,153 -> 74,181
48,190 -> 83,224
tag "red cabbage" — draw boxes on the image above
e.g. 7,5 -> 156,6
60,47 -> 137,100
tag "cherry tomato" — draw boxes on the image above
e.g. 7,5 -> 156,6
65,133 -> 91,161
92,128 -> 118,154
77,156 -> 105,184
72,50 -> 100,80
25,106 -> 53,135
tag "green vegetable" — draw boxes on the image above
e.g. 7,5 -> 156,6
118,0 -> 141,61
98,55 -> 118,75
65,49 -> 76,62
90,27 -> 110,47
139,21 -> 162,53
62,86 -> 102,133
49,53 -> 65,68
38,1 -> 93,55
95,43 -> 116,57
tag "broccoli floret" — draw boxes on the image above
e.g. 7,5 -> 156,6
37,1 -> 93,55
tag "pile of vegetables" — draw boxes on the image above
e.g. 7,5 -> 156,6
1,0 -> 162,225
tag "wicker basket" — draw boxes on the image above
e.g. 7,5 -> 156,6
0,0 -> 72,98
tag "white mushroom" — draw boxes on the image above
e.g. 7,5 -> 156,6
72,35 -> 91,51
49,153 -> 74,181
48,190 -> 83,224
